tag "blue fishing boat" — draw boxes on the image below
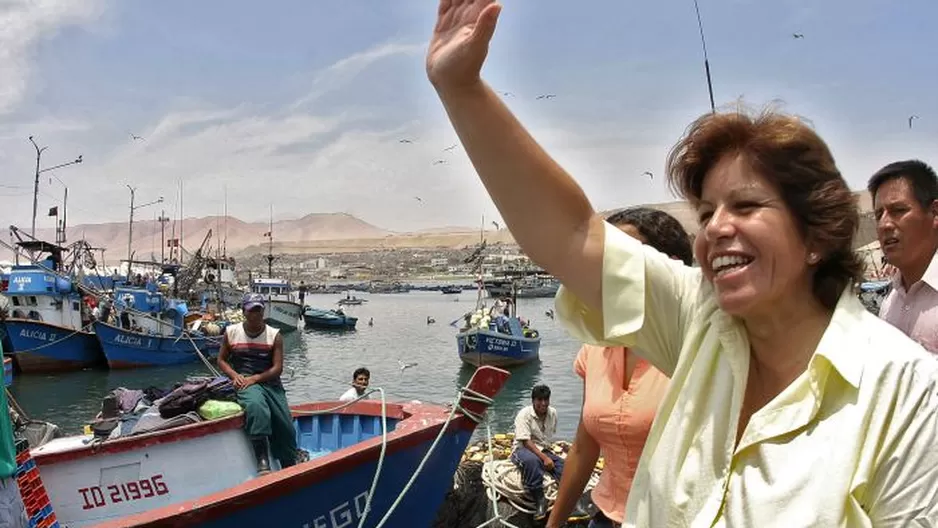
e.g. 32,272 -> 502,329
32,366 -> 510,528
93,284 -> 222,369
457,316 -> 541,367
2,240 -> 104,373
303,307 -> 358,330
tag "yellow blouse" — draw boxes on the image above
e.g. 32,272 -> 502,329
556,221 -> 938,527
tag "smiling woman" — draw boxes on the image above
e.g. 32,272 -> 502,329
426,0 -> 938,525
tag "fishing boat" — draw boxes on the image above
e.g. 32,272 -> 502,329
2,239 -> 104,373
302,307 -> 358,330
441,285 -> 462,295
337,293 -> 367,306
93,284 -> 222,369
251,278 -> 302,332
30,366 -> 509,527
251,216 -> 302,331
482,272 -> 559,299
456,314 -> 541,367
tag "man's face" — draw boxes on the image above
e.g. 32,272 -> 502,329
354,374 -> 370,391
244,306 -> 265,325
874,177 -> 938,273
532,397 -> 549,417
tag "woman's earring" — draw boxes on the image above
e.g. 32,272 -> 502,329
807,252 -> 819,264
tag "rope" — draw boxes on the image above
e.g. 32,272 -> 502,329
476,414 -> 522,528
291,387 -> 390,528
373,386 -> 494,527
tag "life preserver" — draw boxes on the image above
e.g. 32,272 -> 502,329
466,334 -> 477,350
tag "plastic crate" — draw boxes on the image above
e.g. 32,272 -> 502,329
13,443 -> 59,527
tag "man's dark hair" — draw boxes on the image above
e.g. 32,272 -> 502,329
531,384 -> 550,400
605,207 -> 694,266
868,159 -> 938,210
353,367 -> 370,379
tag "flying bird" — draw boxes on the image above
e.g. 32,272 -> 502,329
129,133 -> 145,141
545,309 -> 555,320
414,196 -> 423,203
432,159 -> 447,165
398,359 -> 418,372
399,138 -> 414,144
444,144 -> 459,152
535,94 -> 556,100
792,33 -> 804,39
642,171 -> 654,180
909,115 -> 920,129
492,221 -> 500,230
499,91 -> 515,97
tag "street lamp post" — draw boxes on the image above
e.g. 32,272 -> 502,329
29,136 -> 82,237
126,185 -> 163,274
157,211 -> 170,263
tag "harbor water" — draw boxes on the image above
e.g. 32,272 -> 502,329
9,291 -> 586,439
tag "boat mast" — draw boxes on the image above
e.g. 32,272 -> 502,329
266,204 -> 274,278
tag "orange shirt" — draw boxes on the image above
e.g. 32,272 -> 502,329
574,344 -> 669,523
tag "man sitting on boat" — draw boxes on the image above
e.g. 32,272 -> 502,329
217,293 -> 298,474
511,384 -> 564,521
339,367 -> 370,402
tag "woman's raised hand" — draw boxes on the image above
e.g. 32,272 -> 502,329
426,0 -> 502,92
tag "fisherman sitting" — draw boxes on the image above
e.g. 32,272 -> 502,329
217,293 -> 298,474
511,384 -> 564,520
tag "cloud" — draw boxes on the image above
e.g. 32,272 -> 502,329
291,41 -> 424,110
0,0 -> 106,114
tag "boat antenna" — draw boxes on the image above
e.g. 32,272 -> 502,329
692,0 -> 716,113
266,204 -> 274,278
223,185 -> 228,257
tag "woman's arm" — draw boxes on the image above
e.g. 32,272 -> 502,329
546,410 -> 600,527
428,0 -> 605,310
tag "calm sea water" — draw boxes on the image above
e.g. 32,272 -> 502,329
10,291 -> 586,439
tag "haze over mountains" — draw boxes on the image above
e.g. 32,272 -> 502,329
10,192 -> 877,263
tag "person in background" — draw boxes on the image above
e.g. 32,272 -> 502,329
869,159 -> 938,353
426,2 -> 938,524
511,384 -> 563,520
298,281 -> 307,307
0,381 -> 27,527
217,293 -> 297,474
548,207 -> 693,528
339,367 -> 370,402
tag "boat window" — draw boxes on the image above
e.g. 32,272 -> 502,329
28,296 -> 38,306
73,302 -> 81,311
11,297 -> 20,306
11,310 -> 25,319
27,311 -> 42,321
271,287 -> 281,295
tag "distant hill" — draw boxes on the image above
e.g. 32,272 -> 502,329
5,191 -> 878,263
18,212 -> 389,264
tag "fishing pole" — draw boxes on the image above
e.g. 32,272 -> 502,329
692,0 -> 716,113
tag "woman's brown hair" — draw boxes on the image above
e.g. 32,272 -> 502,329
665,106 -> 862,309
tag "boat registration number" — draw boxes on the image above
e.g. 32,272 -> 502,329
486,337 -> 512,352
302,491 -> 368,528
79,474 -> 170,510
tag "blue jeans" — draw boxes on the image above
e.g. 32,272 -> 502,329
510,447 -> 564,494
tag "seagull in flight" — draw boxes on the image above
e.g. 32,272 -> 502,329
909,115 -> 920,129
129,132 -> 145,141
432,159 -> 447,165
443,144 -> 459,152
399,138 -> 414,144
414,196 -> 423,203
535,94 -> 556,100
792,33 -> 804,39
398,359 -> 418,372
499,91 -> 515,97
642,171 -> 654,180
492,221 -> 500,230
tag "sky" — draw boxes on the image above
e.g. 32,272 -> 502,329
0,0 -> 935,234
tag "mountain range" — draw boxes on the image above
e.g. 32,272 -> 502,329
6,191 -> 877,264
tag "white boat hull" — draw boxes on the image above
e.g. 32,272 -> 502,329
264,300 -> 301,332
31,419 -> 256,527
